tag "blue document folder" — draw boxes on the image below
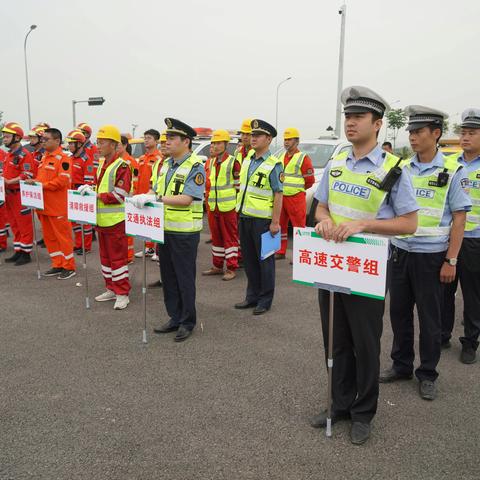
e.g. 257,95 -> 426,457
261,230 -> 281,260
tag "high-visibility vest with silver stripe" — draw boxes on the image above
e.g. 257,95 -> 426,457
96,158 -> 128,227
207,154 -> 237,212
153,154 -> 203,233
454,152 -> 480,231
236,154 -> 282,219
398,154 -> 461,237
279,151 -> 306,196
235,147 -> 254,165
328,151 -> 402,225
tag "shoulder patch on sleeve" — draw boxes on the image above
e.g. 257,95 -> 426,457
62,162 -> 70,171
133,168 -> 139,176
24,163 -> 31,171
194,172 -> 205,186
306,168 -> 314,175
279,172 -> 285,183
87,165 -> 94,173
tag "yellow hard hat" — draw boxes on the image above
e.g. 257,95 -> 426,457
239,118 -> 252,134
211,129 -> 231,143
97,124 -> 121,143
160,130 -> 167,142
284,127 -> 300,140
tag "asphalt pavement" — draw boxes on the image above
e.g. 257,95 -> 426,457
0,228 -> 478,480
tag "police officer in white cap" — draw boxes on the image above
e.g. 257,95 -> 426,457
310,86 -> 418,445
380,106 -> 471,398
442,108 -> 480,364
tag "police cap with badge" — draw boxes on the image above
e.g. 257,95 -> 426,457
250,119 -> 277,138
341,86 -> 390,117
164,118 -> 197,138
460,108 -> 480,129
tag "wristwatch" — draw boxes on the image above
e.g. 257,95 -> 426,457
445,257 -> 458,266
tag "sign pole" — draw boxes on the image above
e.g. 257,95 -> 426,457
32,211 -> 41,280
142,239 -> 147,344
326,290 -> 335,438
81,225 -> 90,309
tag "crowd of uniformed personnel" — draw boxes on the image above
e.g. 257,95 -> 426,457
1,84 -> 480,445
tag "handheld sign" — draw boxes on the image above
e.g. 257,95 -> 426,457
292,227 -> 389,300
125,198 -> 164,244
67,190 -> 97,225
20,180 -> 44,210
0,176 -> 5,203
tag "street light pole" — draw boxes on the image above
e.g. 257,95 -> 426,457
72,97 -> 106,128
334,5 -> 346,138
24,25 -> 37,130
275,76 -> 292,146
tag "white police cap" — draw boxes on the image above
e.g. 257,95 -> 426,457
460,108 -> 480,129
341,86 -> 390,117
404,105 -> 448,131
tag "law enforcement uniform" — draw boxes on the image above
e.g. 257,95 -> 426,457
442,108 -> 480,364
150,118 -> 205,341
311,87 -> 418,433
234,119 -> 283,315
383,106 -> 472,393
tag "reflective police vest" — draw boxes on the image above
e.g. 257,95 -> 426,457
96,157 -> 128,227
152,154 -> 203,233
279,151 -> 306,196
400,155 -> 460,237
207,155 -> 237,212
236,154 -> 282,219
328,151 -> 402,225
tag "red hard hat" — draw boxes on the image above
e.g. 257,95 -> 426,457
77,122 -> 92,136
66,129 -> 86,143
2,122 -> 24,138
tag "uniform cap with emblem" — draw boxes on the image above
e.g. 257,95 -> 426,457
97,124 -> 121,143
284,127 -> 300,140
404,105 -> 448,131
238,118 -> 252,134
341,86 -> 390,117
164,118 -> 197,139
66,129 -> 86,143
460,108 -> 480,129
211,129 -> 231,143
251,119 -> 277,138
2,122 -> 24,138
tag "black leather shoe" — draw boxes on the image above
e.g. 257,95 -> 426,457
310,409 -> 350,428
253,306 -> 268,315
441,339 -> 451,349
148,279 -> 163,288
43,267 -> 64,277
5,251 -> 21,263
350,422 -> 371,445
174,326 -> 192,342
153,322 -> 179,334
379,367 -> 413,383
36,238 -> 46,248
234,300 -> 257,309
419,380 -> 437,400
14,252 -> 31,266
460,347 -> 477,364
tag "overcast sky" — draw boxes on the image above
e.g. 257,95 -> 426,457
2,0 -> 478,145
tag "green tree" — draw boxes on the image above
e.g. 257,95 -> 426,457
452,123 -> 461,135
443,119 -> 450,135
386,108 -> 407,149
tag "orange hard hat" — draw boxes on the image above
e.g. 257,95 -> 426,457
28,125 -> 47,137
2,122 -> 24,138
66,129 -> 86,143
77,122 -> 92,136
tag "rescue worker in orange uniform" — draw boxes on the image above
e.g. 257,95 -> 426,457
78,125 -> 132,310
135,129 -> 162,258
77,123 -> 99,169
0,147 -> 8,252
275,127 -> 315,259
28,128 -> 77,279
118,135 -> 139,264
66,129 -> 95,255
1,122 -> 37,265
202,130 -> 241,280
28,125 -> 48,166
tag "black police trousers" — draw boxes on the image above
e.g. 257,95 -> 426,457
442,238 -> 480,350
158,232 -> 199,330
318,290 -> 384,423
389,247 -> 445,382
239,216 -> 275,309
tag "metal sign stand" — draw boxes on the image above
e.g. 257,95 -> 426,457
81,225 -> 90,309
31,211 -> 41,280
142,240 -> 147,344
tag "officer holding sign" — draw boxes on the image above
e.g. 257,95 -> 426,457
310,86 -> 418,445
131,118 -> 205,342
380,106 -> 471,400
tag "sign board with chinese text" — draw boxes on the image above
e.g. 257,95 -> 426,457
67,190 -> 97,225
292,227 -> 389,300
0,176 -> 5,203
125,198 -> 164,244
20,180 -> 44,210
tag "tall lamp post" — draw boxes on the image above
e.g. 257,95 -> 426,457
72,97 -> 106,127
334,5 -> 346,138
24,25 -> 37,130
275,76 -> 292,146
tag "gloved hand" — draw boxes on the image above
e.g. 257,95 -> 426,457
131,194 -> 156,209
77,184 -> 94,196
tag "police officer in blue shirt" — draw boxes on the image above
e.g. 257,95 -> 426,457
442,108 -> 480,364
234,119 -> 283,315
132,118 -> 205,342
310,86 -> 418,445
380,106 -> 472,398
